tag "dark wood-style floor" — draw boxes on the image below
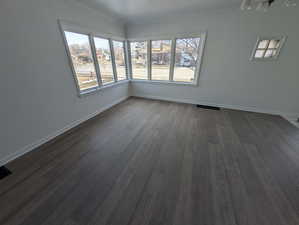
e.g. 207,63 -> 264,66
1,97 -> 299,225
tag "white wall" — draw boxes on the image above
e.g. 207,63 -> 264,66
0,0 -> 129,165
127,6 -> 299,117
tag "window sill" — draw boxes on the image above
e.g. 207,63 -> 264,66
130,79 -> 198,87
77,78 -> 197,98
250,57 -> 279,62
79,80 -> 129,97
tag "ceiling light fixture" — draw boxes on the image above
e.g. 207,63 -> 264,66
241,0 -> 297,11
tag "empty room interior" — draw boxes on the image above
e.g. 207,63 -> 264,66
1,0 -> 299,224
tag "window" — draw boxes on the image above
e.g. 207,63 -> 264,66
64,31 -> 99,91
128,34 -> 205,85
113,40 -> 127,81
61,22 -> 206,95
151,40 -> 172,81
173,38 -> 201,83
94,37 -> 114,84
130,41 -> 148,79
251,37 -> 286,60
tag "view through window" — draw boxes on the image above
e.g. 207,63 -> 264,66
64,31 -> 99,91
151,40 -> 172,81
173,38 -> 201,82
62,27 -> 204,95
94,37 -> 114,84
130,41 -> 148,79
113,41 -> 127,81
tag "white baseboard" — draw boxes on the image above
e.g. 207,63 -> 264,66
283,116 -> 299,128
133,94 -> 299,120
2,93 -> 297,166
0,96 -> 129,166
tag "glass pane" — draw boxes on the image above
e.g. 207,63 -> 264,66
130,41 -> 148,79
173,38 -> 200,83
94,37 -> 114,84
264,50 -> 274,58
254,50 -> 265,58
64,31 -> 99,91
151,40 -> 172,81
113,40 -> 126,81
269,39 -> 280,49
257,40 -> 269,49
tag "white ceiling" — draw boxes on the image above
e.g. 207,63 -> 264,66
77,0 -> 241,21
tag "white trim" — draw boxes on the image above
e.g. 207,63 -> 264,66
195,32 -> 207,85
131,79 -> 197,87
89,34 -> 103,86
147,40 -> 152,80
0,96 -> 129,167
169,38 -> 176,81
129,40 -> 149,80
109,38 -> 118,82
58,20 -> 83,97
132,94 -> 299,119
93,36 -> 116,84
283,116 -> 299,128
150,39 -> 172,81
125,40 -> 133,80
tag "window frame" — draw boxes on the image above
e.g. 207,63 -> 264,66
93,35 -> 117,85
150,39 -> 173,82
172,37 -> 203,84
128,32 -> 207,86
111,39 -> 129,81
128,40 -> 150,80
250,36 -> 286,61
58,20 -> 129,97
59,19 -> 207,96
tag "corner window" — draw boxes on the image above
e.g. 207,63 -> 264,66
113,40 -> 127,81
151,40 -> 172,81
93,37 -> 115,85
130,41 -> 148,80
251,37 -> 286,60
64,31 -> 99,91
173,38 -> 201,83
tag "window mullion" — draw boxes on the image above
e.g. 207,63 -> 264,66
89,34 -> 103,86
109,39 -> 118,82
262,40 -> 271,58
126,41 -> 133,80
147,41 -> 152,80
169,38 -> 176,81
194,35 -> 205,85
123,41 -> 129,80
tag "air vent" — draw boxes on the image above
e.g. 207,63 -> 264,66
196,105 -> 220,111
0,166 -> 12,180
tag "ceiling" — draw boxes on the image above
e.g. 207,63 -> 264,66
77,0 -> 241,22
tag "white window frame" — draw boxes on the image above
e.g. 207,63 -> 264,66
111,39 -> 129,81
93,35 -> 117,85
250,36 -> 286,61
150,39 -> 173,82
128,40 -> 150,80
128,32 -> 207,86
58,20 -> 129,97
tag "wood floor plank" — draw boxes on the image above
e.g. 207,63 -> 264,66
1,97 -> 299,225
